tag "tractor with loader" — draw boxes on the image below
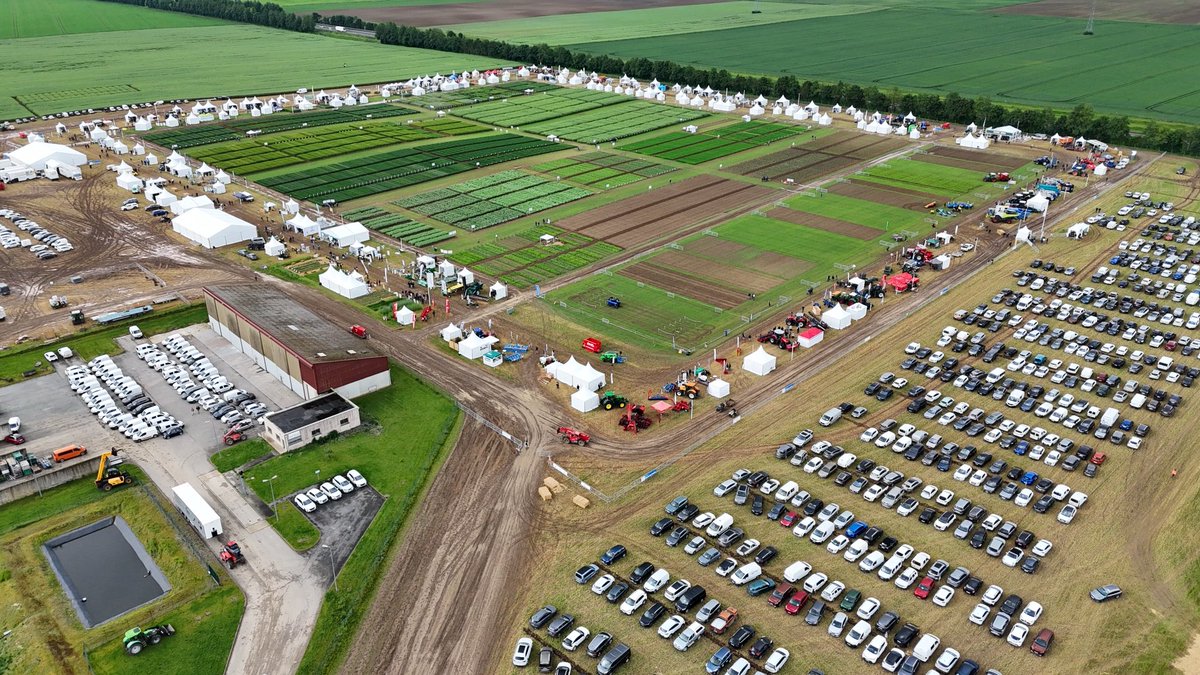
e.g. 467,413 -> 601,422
123,624 -> 175,655
556,427 -> 590,446
219,541 -> 246,569
96,449 -> 134,491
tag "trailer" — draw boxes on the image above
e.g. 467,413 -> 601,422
170,483 -> 222,540
93,305 -> 153,325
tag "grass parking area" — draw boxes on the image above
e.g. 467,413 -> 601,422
238,364 -> 460,673
0,303 -> 206,386
0,467 -> 241,674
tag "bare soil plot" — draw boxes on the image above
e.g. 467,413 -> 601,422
831,179 -> 941,210
929,145 -> 1028,170
650,250 -> 785,293
821,134 -> 908,160
557,176 -> 773,248
732,133 -> 907,182
619,262 -> 749,308
764,207 -> 880,240
995,0 -> 1200,23
337,0 -> 725,26
681,237 -> 811,278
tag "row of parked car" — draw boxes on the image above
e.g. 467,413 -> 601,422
139,334 -> 268,426
67,355 -> 183,441
0,209 -> 72,258
291,470 -> 367,513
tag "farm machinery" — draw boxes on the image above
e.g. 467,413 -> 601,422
556,426 -> 590,446
219,541 -> 246,569
664,379 -> 702,399
983,172 -> 1010,183
618,405 -> 652,432
502,343 -> 529,362
582,337 -> 602,353
606,297 -> 621,308
223,429 -> 247,446
600,351 -> 626,364
123,624 -> 175,656
349,324 -> 368,339
95,449 -> 133,492
715,399 -> 738,417
418,306 -> 433,322
599,391 -> 628,410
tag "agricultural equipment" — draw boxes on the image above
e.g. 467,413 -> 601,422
600,351 -> 626,364
349,324 -> 368,339
504,343 -> 530,354
123,624 -> 175,655
599,391 -> 628,410
692,367 -> 713,383
672,400 -> 692,412
223,429 -> 247,446
983,172 -> 1010,183
462,281 -> 484,298
418,306 -> 433,322
606,297 -> 621,308
582,337 -> 602,353
715,399 -> 737,414
618,405 -> 652,432
946,201 -> 974,211
713,358 -> 731,374
70,309 -> 85,325
1178,167 -> 1188,175
96,449 -> 133,491
219,541 -> 246,569
556,426 -> 590,445
674,381 -> 702,400
49,295 -> 68,309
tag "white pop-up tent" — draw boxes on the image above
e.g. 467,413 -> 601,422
823,304 -> 852,329
707,378 -> 730,398
287,213 -> 322,236
1026,194 -> 1050,212
457,332 -> 499,359
264,237 -> 286,257
796,327 -> 824,348
847,303 -> 868,321
322,222 -> 369,248
490,281 -> 508,300
318,265 -> 369,298
743,346 -> 777,376
395,305 -> 415,325
172,209 -> 256,248
571,389 -> 600,412
440,324 -> 463,342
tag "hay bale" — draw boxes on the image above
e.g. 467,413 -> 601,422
538,486 -> 553,501
544,476 -> 564,493
572,495 -> 590,509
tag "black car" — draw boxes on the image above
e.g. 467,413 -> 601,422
677,504 -> 700,522
767,502 -> 787,521
755,546 -> 778,565
918,507 -> 938,524
1016,530 -> 1036,548
878,536 -> 898,552
877,389 -> 894,401
728,625 -> 755,650
749,636 -> 774,659
547,613 -> 575,637
962,577 -> 983,596
666,526 -> 689,546
875,611 -> 900,634
803,499 -> 825,517
606,581 -> 629,603
862,527 -> 884,544
1022,556 -> 1041,574
601,544 -> 627,564
805,601 -> 826,626
586,632 -> 613,658
530,605 -> 557,628
630,562 -> 655,584
894,622 -> 919,647
865,382 -> 882,396
969,531 -> 986,549
1000,594 -> 1024,616
834,471 -> 853,486
639,601 -> 665,627
751,495 -> 764,516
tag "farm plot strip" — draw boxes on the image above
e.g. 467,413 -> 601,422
523,100 -> 708,143
188,123 -> 437,176
913,152 -> 1013,175
454,87 -> 628,127
650,250 -> 785,293
731,134 -> 908,182
829,180 -> 943,211
619,262 -> 750,309
622,121 -> 802,165
395,170 -> 591,230
142,104 -> 415,149
927,145 -> 1028,171
764,207 -> 881,240
532,152 -> 678,188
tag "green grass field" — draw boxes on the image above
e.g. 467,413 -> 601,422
1,25 -> 505,121
0,0 -> 223,38
860,158 -> 996,196
442,1 -> 875,44
277,0 -> 485,12
785,192 -> 929,230
570,8 -> 1200,124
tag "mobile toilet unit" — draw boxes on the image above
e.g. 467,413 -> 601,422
171,483 -> 222,539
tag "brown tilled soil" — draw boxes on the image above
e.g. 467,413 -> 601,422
619,261 -> 750,308
832,179 -> 941,210
651,249 -> 785,292
995,0 -> 1200,23
914,152 -> 1006,174
557,175 -> 774,248
764,206 -> 881,240
929,145 -> 1029,170
824,134 -> 909,160
749,251 -> 813,278
332,0 -> 727,27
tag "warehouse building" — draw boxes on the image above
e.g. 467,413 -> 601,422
263,392 -> 360,452
204,285 -> 390,399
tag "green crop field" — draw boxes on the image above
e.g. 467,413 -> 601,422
524,101 -> 709,143
396,170 -> 592,230
570,8 -> 1200,124
531,152 -> 678,189
447,224 -> 620,288
144,104 -> 416,149
622,121 -> 803,165
276,0 -> 486,13
858,158 -> 993,197
1,24 -> 506,121
785,192 -> 928,230
442,1 -> 875,44
0,0 -> 223,38
453,88 -> 628,128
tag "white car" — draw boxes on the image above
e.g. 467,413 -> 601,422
894,568 -> 918,589
920,485 -> 939,500
331,474 -> 355,494
561,626 -> 590,651
672,622 -> 704,652
857,597 -> 881,620
827,535 -> 850,554
793,517 -> 816,538
804,572 -> 829,593
512,637 -> 533,666
934,647 -> 959,672
664,579 -> 692,601
1032,539 -> 1053,557
1002,548 -> 1023,567
692,512 -> 715,529
969,603 -> 990,625
1019,601 -> 1043,625
306,487 -> 329,505
810,521 -> 835,543
735,539 -> 761,557
759,478 -> 780,495
828,612 -> 848,638
935,489 -> 955,506
620,589 -> 647,615
860,427 -> 879,443
347,469 -> 367,488
982,585 -> 1003,606
862,635 -> 888,664
657,614 -> 686,639
910,552 -> 930,570
1058,504 -> 1078,524
845,620 -> 872,647
820,580 -> 846,602
763,647 -> 790,674
293,492 -> 317,513
932,586 -> 955,607
320,482 -> 343,501
1007,623 -> 1030,647
843,539 -> 869,562
591,574 -> 614,595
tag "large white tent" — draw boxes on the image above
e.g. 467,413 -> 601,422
116,173 -> 143,192
322,222 -> 369,248
172,209 -> 256,248
743,346 -> 777,376
7,142 -> 86,171
823,304 -> 852,330
286,214 -> 322,236
169,195 -> 215,215
457,332 -> 499,359
318,265 -> 369,299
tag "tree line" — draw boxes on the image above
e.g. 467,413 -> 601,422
97,0 -> 316,33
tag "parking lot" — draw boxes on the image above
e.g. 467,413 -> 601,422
300,485 -> 383,573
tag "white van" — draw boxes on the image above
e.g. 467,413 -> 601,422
730,562 -> 762,586
877,557 -> 903,581
819,408 -> 843,427
706,513 -> 734,537
859,551 -> 885,572
775,481 -> 799,503
913,634 -> 941,662
783,561 -> 812,583
643,569 -> 670,593
986,368 -> 1005,384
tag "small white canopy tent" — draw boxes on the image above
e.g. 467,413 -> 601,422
707,378 -> 730,399
208,181 -> 226,194
172,209 -> 256,248
743,346 -> 777,376
571,389 -> 600,413
1094,164 -> 1108,176
264,237 -> 286,257
457,332 -> 499,359
575,362 -> 605,392
132,143 -> 146,155
441,324 -> 464,342
847,303 -> 868,321
318,265 -> 369,299
395,305 -> 415,325
1026,194 -> 1050,212
490,281 -> 508,300
284,199 -> 299,214
214,169 -> 231,184
956,133 -> 990,149
823,304 -> 852,329
322,222 -> 369,247
1067,222 -> 1091,239
796,327 -> 824,348
116,173 -> 143,192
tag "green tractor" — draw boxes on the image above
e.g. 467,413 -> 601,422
599,391 -> 628,410
124,624 -> 175,655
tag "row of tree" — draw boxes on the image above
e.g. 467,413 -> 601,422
98,0 -> 316,33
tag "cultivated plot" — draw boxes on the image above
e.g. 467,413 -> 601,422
622,121 -> 803,165
531,152 -> 678,189
395,170 -> 592,230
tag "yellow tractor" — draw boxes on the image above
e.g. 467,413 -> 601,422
675,380 -> 703,400
96,449 -> 134,491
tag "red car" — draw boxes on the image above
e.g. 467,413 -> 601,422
1030,628 -> 1054,656
914,576 -> 935,600
784,591 -> 809,615
2,433 -> 24,445
767,583 -> 795,607
780,511 -> 798,527
1090,452 -> 1107,466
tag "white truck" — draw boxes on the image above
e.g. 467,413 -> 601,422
171,483 -> 222,539
1100,407 -> 1119,429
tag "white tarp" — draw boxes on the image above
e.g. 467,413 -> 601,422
318,265 -> 369,299
742,346 -> 777,376
824,304 -> 852,330
172,209 -> 256,248
708,378 -> 730,398
571,389 -> 600,413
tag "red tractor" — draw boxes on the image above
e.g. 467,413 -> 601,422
619,405 -> 652,432
418,306 -> 433,322
222,429 -> 246,446
556,426 -> 590,446
349,324 -> 368,339
219,541 -> 246,569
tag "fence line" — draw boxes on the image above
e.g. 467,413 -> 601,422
458,403 -> 527,452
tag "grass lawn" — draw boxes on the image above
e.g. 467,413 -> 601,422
210,439 -> 273,473
0,468 -> 239,674
1,25 -> 506,120
0,0 -> 223,39
270,502 -> 322,552
237,364 -> 460,673
0,303 -> 207,386
860,158 -> 993,196
784,192 -> 928,230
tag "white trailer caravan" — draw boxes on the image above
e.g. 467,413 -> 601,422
171,483 -> 222,539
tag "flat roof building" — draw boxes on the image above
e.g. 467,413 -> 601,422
263,392 -> 361,452
204,285 -> 390,399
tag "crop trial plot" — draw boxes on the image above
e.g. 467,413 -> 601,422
395,170 -> 592,230
523,100 -> 708,142
447,224 -> 620,288
531,152 -> 677,189
188,123 -> 437,175
621,120 -> 802,164
142,104 -> 415,148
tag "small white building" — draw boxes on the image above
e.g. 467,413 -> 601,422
263,392 -> 361,452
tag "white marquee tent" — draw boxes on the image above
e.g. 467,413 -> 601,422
707,378 -> 730,398
823,304 -> 852,330
172,209 -> 256,248
457,332 -> 499,359
318,265 -> 369,299
440,324 -> 464,342
264,236 -> 286,257
286,214 -> 322,236
395,305 -> 415,325
116,173 -> 143,192
7,142 -> 86,171
322,222 -> 369,248
169,195 -> 215,215
571,389 -> 600,413
743,346 -> 777,376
